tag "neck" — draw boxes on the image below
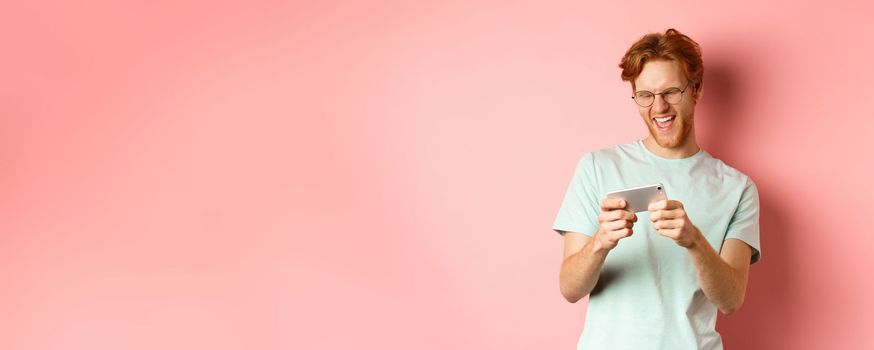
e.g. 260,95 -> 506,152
642,133 -> 700,159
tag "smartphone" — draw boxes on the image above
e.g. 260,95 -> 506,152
605,183 -> 667,213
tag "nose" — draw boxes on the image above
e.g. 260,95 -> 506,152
651,94 -> 670,113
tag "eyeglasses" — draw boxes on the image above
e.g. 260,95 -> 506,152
631,82 -> 691,107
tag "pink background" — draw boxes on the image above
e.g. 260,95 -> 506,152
2,1 -> 872,349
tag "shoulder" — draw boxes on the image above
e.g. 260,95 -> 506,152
568,142 -> 632,181
702,153 -> 756,189
585,141 -> 642,164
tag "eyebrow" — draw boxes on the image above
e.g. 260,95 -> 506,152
634,85 -> 684,94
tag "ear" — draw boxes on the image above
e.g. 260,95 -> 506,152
693,83 -> 704,103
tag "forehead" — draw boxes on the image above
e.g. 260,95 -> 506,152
633,59 -> 685,91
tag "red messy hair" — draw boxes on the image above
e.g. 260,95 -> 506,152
619,28 -> 703,95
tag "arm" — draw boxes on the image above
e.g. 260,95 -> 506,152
686,236 -> 752,314
559,232 -> 607,303
559,198 -> 637,303
649,200 -> 753,314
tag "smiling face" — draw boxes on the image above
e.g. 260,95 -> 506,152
633,59 -> 699,154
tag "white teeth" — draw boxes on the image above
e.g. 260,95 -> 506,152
655,116 -> 674,123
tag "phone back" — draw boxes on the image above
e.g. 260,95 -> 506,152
605,184 -> 667,213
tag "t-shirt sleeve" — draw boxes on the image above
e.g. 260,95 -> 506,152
725,177 -> 762,264
553,152 -> 601,236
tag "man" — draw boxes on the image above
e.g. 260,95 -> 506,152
553,28 -> 760,350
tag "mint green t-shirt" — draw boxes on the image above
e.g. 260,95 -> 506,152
553,140 -> 760,350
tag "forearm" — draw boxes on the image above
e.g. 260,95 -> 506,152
686,230 -> 747,314
559,238 -> 610,303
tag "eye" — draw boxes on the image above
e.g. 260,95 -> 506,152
663,88 -> 681,96
634,92 -> 654,99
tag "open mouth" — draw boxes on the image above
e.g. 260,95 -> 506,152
653,115 -> 676,130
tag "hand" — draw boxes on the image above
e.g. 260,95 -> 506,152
648,200 -> 701,248
594,197 -> 638,251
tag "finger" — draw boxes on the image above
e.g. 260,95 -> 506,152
653,218 -> 683,230
603,219 -> 634,231
599,209 -> 621,223
651,208 -> 686,221
649,199 -> 686,212
648,200 -> 667,212
607,228 -> 633,241
656,228 -> 681,238
663,207 -> 687,220
599,208 -> 636,224
652,219 -> 664,230
612,209 -> 637,222
601,197 -> 627,211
